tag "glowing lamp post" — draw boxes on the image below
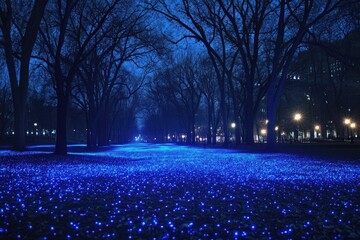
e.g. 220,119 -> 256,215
260,129 -> 267,135
181,134 -> 186,142
293,113 -> 302,142
314,125 -> 320,138
33,122 -> 38,136
260,128 -> 267,143
294,113 -> 302,122
230,122 -> 236,143
350,122 -> 356,143
344,118 -> 351,139
274,126 -> 279,143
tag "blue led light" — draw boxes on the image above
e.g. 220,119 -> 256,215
0,143 -> 359,239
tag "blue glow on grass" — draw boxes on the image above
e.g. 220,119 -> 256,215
0,143 -> 359,239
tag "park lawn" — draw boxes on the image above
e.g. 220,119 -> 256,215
0,143 -> 359,239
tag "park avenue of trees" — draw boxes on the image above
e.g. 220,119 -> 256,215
1,0 -> 359,154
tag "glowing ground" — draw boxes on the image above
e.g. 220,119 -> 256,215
0,143 -> 359,239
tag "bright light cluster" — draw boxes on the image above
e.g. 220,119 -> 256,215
0,143 -> 359,239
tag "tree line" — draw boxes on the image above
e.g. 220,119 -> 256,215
144,0 -> 359,145
1,0 -> 359,154
1,0 -> 162,154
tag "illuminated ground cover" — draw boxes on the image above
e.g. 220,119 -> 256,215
0,143 -> 359,239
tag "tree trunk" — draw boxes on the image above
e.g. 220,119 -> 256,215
13,98 -> 26,150
219,87 -> 228,147
186,127 -> 192,144
212,126 -> 217,144
191,115 -> 196,144
98,116 -> 109,146
207,105 -> 212,144
0,0 -> 48,151
87,118 -> 97,148
235,120 -> 241,145
243,86 -> 254,145
87,102 -> 98,148
54,96 -> 68,155
267,103 -> 277,146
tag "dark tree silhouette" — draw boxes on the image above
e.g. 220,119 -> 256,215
265,0 -> 349,145
0,0 -> 48,150
38,0 -> 120,154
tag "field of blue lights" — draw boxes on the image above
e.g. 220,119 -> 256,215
0,143 -> 359,239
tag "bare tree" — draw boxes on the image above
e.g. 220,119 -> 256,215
0,79 -> 13,140
148,0 -> 240,146
198,58 -> 221,144
170,55 -> 202,144
38,0 -> 120,154
265,0 -> 349,145
0,0 -> 48,150
72,3 -> 159,148
215,0 -> 271,145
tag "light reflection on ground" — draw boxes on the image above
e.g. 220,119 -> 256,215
0,143 -> 359,239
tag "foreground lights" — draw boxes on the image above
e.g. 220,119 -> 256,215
344,118 -> 351,125
315,125 -> 320,131
275,126 -> 279,131
231,122 -> 236,128
1,143 -> 360,239
260,129 -> 267,135
350,123 -> 356,129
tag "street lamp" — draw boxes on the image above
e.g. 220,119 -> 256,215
230,122 -> 236,143
314,125 -> 320,139
344,118 -> 351,139
293,113 -> 302,142
181,134 -> 186,142
274,125 -> 281,143
294,113 -> 302,122
350,122 -> 356,143
259,128 -> 267,143
33,122 -> 38,136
